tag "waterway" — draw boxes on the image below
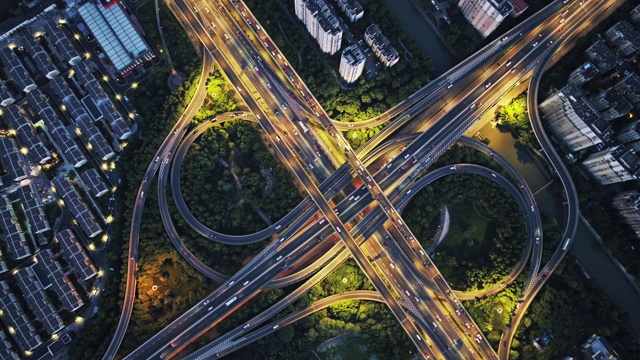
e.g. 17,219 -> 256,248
380,0 -> 453,75
480,121 -> 640,337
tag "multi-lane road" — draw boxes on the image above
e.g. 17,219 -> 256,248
102,0 -> 618,359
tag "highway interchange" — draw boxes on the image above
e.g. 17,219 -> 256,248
101,0 -> 625,359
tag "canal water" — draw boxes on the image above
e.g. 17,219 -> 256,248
480,121 -> 640,336
380,0 -> 453,75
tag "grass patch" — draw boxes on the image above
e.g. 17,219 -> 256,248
440,200 -> 495,258
316,333 -> 376,360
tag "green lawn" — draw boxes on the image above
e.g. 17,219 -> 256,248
439,200 -> 495,258
316,333 -> 377,360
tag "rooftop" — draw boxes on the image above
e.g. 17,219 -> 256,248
52,177 -> 103,238
55,229 -> 97,281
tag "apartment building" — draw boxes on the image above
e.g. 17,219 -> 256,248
295,0 -> 343,54
457,0 -> 514,38
339,44 -> 366,83
568,62 -> 598,86
605,21 -> 640,57
612,191 -> 640,237
585,41 -> 618,72
335,0 -> 363,22
613,72 -> 640,107
364,24 -> 399,67
589,89 -> 633,121
538,85 -> 612,152
582,145 -> 640,185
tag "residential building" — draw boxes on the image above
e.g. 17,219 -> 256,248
42,21 -> 82,66
52,177 -> 103,238
294,0 -> 343,54
631,4 -> 640,24
14,267 -> 65,335
585,41 -> 618,72
589,89 -> 633,121
2,105 -> 51,165
339,44 -> 365,83
0,137 -> 28,183
581,335 -> 620,360
0,281 -> 43,352
0,84 -> 16,107
617,120 -> 640,144
612,191 -> 640,237
457,0 -> 514,38
19,33 -> 59,79
0,47 -> 37,93
613,72 -> 640,107
582,145 -> 640,185
539,85 -> 612,152
16,182 -> 50,234
568,62 -> 598,86
335,0 -> 364,22
0,196 -> 31,260
0,328 -> 20,360
55,229 -> 97,281
364,24 -> 400,67
34,249 -> 84,312
80,168 -> 109,197
605,21 -> 640,56
78,1 -> 154,75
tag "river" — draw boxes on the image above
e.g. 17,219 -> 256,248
480,121 -> 640,336
380,0 -> 453,75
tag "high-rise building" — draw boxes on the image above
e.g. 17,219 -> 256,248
335,0 -> 363,22
457,0 -> 514,38
589,89 -> 633,121
617,121 -> 640,144
294,0 -> 343,54
364,24 -> 399,67
582,145 -> 640,185
339,44 -> 365,83
568,62 -> 598,86
613,72 -> 640,107
585,41 -> 618,73
605,21 -> 640,57
631,4 -> 640,24
539,85 -> 612,152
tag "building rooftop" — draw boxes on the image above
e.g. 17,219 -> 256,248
490,0 -> 515,16
0,328 -> 20,360
52,177 -> 103,238
34,249 -> 84,312
15,182 -> 50,234
0,47 -> 37,93
2,105 -> 51,165
365,24 -> 399,66
582,335 -> 619,360
585,40 -> 618,72
54,229 -> 97,281
0,196 -> 31,260
509,0 -> 529,16
19,33 -> 59,79
78,1 -> 150,73
0,280 -> 43,352
43,21 -> 82,66
0,137 -> 28,183
26,90 -> 87,168
342,44 -> 365,66
80,168 -> 109,197
14,267 -> 64,335
0,83 -> 16,107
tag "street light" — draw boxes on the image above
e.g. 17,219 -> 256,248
132,82 -> 138,89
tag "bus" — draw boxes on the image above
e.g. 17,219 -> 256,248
298,121 -> 309,133
225,296 -> 238,306
561,238 -> 571,251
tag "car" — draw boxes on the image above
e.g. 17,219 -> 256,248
455,309 -> 461,316
204,299 -> 210,305
319,218 -> 325,224
414,296 -> 420,302
390,263 -> 395,269
470,103 -> 476,109
538,33 -> 543,37
432,322 -> 437,329
536,237 -> 540,244
435,314 -> 441,321
404,153 -> 411,159
454,299 -> 459,305
243,324 -> 250,329
485,82 -> 492,88
475,334 -> 482,344
405,290 -> 411,296
229,280 -> 235,285
275,224 -> 282,230
531,205 -> 535,212
558,27 -> 564,32
243,280 -> 250,286
465,322 -> 471,329
547,40 -> 553,47
533,42 -> 539,47
491,173 -> 497,177
505,61 -> 512,67
447,83 -> 453,89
